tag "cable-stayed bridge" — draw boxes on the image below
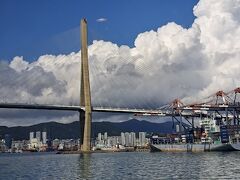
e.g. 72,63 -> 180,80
1,19 -> 240,152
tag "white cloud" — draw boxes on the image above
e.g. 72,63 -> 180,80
1,0 -> 240,126
9,56 -> 29,72
96,18 -> 107,23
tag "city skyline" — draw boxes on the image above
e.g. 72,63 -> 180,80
0,129 -> 149,153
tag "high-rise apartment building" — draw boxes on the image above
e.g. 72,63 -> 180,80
36,131 -> 41,142
121,132 -> 125,146
42,132 -> 47,144
139,132 -> 146,146
125,132 -> 130,146
130,132 -> 136,146
29,132 -> 34,141
98,133 -> 102,142
104,132 -> 108,140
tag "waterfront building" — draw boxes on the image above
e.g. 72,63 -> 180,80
107,138 -> 111,147
98,133 -> 102,142
12,140 -> 25,152
129,133 -> 132,146
104,132 -> 108,140
130,132 -> 136,146
42,132 -> 47,144
29,138 -> 41,149
52,139 -> 60,149
94,132 -> 147,149
0,139 -> 6,152
61,139 -> 78,151
121,132 -> 125,146
58,143 -> 64,150
111,136 -> 119,147
125,132 -> 130,146
29,132 -> 34,141
139,132 -> 146,146
36,131 -> 41,142
97,133 -> 110,146
4,134 -> 12,149
102,136 -> 120,148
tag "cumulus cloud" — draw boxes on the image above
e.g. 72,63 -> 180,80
96,18 -> 107,23
1,0 -> 240,126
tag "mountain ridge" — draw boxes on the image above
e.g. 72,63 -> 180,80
0,119 -> 176,140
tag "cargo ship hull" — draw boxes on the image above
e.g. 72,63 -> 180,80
150,143 -> 240,152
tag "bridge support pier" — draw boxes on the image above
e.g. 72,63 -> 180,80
80,19 -> 92,152
79,110 -> 85,146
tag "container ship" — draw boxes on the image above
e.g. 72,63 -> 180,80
150,116 -> 240,152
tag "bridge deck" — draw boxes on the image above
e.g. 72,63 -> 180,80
0,103 -> 239,117
0,103 -> 167,114
0,103 -> 82,111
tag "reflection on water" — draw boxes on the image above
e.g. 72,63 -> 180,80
78,153 -> 92,179
0,152 -> 240,179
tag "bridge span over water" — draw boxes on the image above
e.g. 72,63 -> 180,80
1,19 -> 240,152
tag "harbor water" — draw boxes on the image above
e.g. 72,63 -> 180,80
1,152 -> 240,179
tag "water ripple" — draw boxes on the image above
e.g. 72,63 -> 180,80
1,152 -> 240,179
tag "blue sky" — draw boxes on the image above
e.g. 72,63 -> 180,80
0,0 -> 199,61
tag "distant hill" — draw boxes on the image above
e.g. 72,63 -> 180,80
0,119 -> 176,140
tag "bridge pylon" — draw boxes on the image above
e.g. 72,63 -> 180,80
80,18 -> 92,152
